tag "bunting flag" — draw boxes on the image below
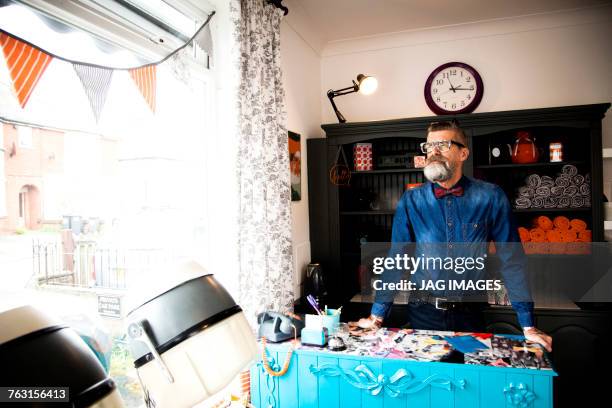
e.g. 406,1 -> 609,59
194,23 -> 214,67
0,33 -> 52,108
0,11 -> 214,118
73,63 -> 114,122
129,65 -> 156,113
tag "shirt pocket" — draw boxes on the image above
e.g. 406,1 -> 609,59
462,221 -> 488,242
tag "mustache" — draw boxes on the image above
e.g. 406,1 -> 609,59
426,155 -> 448,165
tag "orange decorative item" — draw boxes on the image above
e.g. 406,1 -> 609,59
560,229 -> 577,243
535,216 -> 553,231
569,219 -> 587,232
529,227 -> 546,242
511,131 -> 539,164
578,229 -> 592,242
405,183 -> 423,190
553,216 -> 570,230
549,142 -> 563,162
545,229 -> 562,242
518,227 -> 531,242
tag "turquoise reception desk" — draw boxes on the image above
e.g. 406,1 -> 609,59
250,331 -> 556,408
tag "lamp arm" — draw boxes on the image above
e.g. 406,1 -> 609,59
327,80 -> 361,123
327,90 -> 346,123
327,82 -> 359,97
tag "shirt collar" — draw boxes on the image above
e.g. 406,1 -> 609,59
430,174 -> 470,193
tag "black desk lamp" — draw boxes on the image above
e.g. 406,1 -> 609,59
327,74 -> 378,123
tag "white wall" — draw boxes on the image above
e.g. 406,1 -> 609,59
320,6 -> 612,124
282,4 -> 612,298
281,3 -> 324,300
320,4 -> 612,207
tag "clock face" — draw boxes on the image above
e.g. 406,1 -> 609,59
424,62 -> 483,115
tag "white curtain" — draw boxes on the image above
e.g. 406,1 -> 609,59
232,0 -> 294,326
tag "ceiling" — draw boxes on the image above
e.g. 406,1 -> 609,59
295,0 -> 611,43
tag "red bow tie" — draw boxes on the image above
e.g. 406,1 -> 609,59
434,185 -> 464,198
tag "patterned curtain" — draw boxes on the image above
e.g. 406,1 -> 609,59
233,0 -> 294,326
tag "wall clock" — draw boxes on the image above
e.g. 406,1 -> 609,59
424,62 -> 483,115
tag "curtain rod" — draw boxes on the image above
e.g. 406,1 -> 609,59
267,0 -> 288,15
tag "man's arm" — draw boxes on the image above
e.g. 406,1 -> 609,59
490,187 -> 552,351
369,192 -> 414,322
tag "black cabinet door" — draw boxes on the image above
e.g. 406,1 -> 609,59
485,308 -> 612,408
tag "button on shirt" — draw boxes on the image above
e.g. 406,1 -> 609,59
371,176 -> 534,328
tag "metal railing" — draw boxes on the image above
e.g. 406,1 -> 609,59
33,239 -> 127,289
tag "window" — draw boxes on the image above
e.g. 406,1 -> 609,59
0,28 -> 215,408
17,126 -> 33,148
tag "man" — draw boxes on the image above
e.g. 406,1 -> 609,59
354,120 -> 552,352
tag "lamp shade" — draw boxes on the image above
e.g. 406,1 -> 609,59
357,74 -> 378,95
126,261 -> 258,408
0,305 -> 124,407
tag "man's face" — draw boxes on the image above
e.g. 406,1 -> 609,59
423,129 -> 469,183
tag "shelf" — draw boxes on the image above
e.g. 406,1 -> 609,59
352,168 -> 423,174
340,210 -> 395,216
512,207 -> 591,213
475,160 -> 584,169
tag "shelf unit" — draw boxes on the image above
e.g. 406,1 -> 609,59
474,160 -> 584,169
351,168 -> 423,174
512,207 -> 592,213
307,103 -> 611,408
308,103 -> 610,306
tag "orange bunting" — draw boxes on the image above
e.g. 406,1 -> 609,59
0,33 -> 52,108
129,65 -> 156,113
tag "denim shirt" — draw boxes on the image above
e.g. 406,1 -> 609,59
371,175 -> 534,328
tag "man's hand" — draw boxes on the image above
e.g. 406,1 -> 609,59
348,315 -> 383,334
523,327 -> 552,352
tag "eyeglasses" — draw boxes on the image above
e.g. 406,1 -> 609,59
420,140 -> 466,154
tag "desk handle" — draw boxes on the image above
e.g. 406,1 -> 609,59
309,363 -> 466,398
503,382 -> 536,407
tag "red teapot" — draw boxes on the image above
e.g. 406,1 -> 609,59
511,131 -> 539,164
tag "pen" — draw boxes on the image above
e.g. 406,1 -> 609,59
306,295 -> 322,315
333,306 -> 343,316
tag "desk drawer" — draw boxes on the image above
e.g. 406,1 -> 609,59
251,352 -> 553,408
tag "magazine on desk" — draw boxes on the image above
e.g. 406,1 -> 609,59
298,328 -> 553,370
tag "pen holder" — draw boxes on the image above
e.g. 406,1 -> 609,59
305,309 -> 340,335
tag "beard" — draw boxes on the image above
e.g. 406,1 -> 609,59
423,155 -> 455,182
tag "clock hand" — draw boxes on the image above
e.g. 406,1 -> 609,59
447,77 -> 456,93
454,87 -> 473,91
